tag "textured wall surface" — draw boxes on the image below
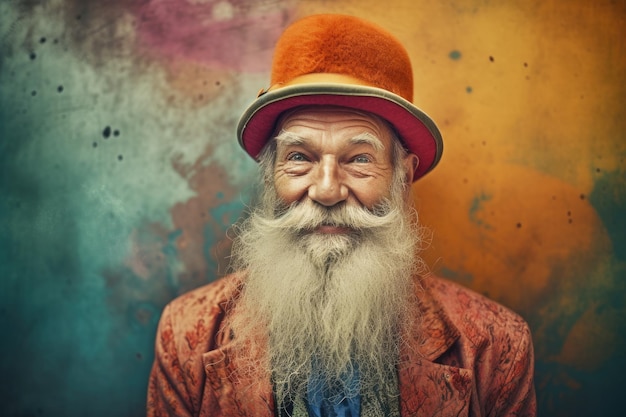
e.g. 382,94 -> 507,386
1,0 -> 624,416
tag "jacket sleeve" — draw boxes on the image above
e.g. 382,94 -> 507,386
146,304 -> 194,417
488,321 -> 537,417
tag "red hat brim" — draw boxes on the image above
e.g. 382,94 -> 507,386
237,84 -> 443,181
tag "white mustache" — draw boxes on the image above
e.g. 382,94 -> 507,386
258,199 -> 400,232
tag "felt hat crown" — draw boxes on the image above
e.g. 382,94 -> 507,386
237,14 -> 443,180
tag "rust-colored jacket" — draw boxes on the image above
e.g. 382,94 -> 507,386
147,274 -> 536,416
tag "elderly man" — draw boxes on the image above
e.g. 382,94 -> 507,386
147,14 -> 536,417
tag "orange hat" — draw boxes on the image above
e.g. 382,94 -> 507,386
237,14 -> 443,181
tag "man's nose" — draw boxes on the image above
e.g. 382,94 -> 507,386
308,158 -> 349,206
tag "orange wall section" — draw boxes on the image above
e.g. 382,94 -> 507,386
301,1 -> 625,415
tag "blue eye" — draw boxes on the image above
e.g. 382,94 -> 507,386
352,155 -> 371,163
287,152 -> 308,162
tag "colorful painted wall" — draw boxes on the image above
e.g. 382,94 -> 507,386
1,0 -> 624,416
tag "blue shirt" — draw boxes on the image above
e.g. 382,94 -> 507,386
305,361 -> 361,417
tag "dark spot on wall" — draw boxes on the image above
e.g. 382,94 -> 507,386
136,352 -> 143,360
596,168 -> 601,173
76,14 -> 82,20
93,142 -> 98,148
113,129 -> 120,137
31,90 -> 36,96
102,126 -> 111,138
215,80 -> 221,86
131,303 -> 156,327
489,56 -> 494,62
568,218 -> 573,224
449,50 -> 462,60
580,193 -> 586,200
29,52 -> 36,60
118,155 -> 123,161
524,62 -> 528,67
40,37 -> 46,43
516,222 -> 522,228
482,141 -> 487,146
57,85 -> 64,93
466,86 -> 473,93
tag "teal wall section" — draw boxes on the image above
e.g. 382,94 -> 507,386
0,0 -> 282,414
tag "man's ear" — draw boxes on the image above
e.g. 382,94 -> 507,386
403,153 -> 420,184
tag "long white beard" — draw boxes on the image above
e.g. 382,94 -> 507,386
227,185 -> 426,405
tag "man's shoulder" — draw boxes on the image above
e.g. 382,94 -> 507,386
420,277 -> 536,415
423,276 -> 531,345
161,273 -> 241,330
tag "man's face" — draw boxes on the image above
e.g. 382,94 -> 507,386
273,107 -> 416,219
229,107 -> 424,402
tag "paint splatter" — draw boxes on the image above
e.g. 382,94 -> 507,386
468,192 -> 493,229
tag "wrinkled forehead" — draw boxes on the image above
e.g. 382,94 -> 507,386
275,105 -> 396,141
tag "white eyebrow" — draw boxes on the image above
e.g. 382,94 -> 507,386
349,132 -> 385,151
275,130 -> 306,146
274,130 -> 385,151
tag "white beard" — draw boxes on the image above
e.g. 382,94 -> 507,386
227,182 -> 426,405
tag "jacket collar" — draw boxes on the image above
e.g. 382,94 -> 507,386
404,276 -> 461,361
396,277 -> 473,416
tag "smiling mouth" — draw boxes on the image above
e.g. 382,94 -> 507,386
314,224 -> 354,234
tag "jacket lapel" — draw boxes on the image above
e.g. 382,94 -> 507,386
203,341 -> 275,417
397,281 -> 474,416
